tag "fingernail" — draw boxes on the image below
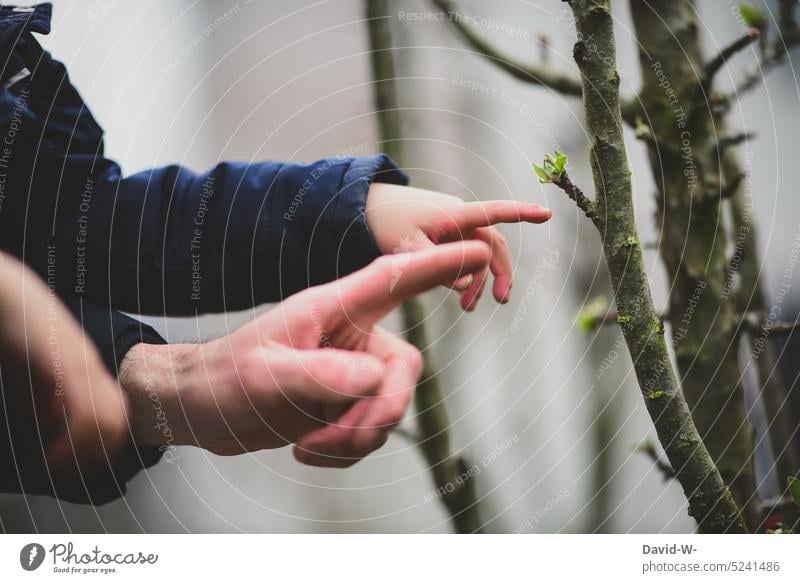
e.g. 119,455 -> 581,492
457,274 -> 473,290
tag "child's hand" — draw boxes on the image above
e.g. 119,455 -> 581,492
365,183 -> 551,310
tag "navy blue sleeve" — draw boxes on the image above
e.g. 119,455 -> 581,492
85,154 -> 408,315
0,3 -> 409,316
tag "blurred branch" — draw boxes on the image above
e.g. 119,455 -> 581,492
702,28 -> 760,91
719,11 -> 800,105
779,0 -> 800,41
430,0 -> 583,97
717,173 -> 746,201
393,426 -> 421,444
366,0 -> 484,534
637,441 -> 676,481
741,313 -> 800,337
715,132 -> 755,154
720,146 -> 800,518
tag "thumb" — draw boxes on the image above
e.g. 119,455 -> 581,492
265,347 -> 385,404
336,240 -> 491,322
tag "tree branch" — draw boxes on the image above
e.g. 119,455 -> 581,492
550,170 -> 596,223
718,173 -> 745,201
715,132 -> 756,154
430,0 -> 583,97
741,312 -> 800,337
703,28 -> 761,90
565,0 -> 747,533
367,0 -> 484,534
637,441 -> 676,481
779,0 -> 800,41
720,20 -> 800,104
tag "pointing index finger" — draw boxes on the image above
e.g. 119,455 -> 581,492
339,241 -> 491,321
454,201 -> 552,231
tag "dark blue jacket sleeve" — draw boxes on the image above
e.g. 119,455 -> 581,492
0,3 -> 409,316
84,154 -> 407,315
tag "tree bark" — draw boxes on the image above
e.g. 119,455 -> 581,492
628,0 -> 757,529
566,0 -> 746,533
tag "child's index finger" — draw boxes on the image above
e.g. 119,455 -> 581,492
455,201 -> 552,231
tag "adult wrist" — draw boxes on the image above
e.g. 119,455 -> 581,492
119,342 -> 200,449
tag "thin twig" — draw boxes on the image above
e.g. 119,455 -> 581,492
721,28 -> 800,104
716,132 -> 756,154
393,425 -> 421,444
431,0 -> 583,97
740,312 -> 800,337
550,170 -> 596,223
637,441 -> 676,482
779,0 -> 800,41
718,173 -> 746,200
703,28 -> 761,90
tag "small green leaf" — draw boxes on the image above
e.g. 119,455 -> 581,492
575,296 -> 609,333
533,163 -> 551,184
553,151 -> 568,174
789,476 -> 800,509
737,5 -> 766,29
534,150 -> 569,184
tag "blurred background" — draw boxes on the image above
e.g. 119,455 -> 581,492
1,0 -> 798,533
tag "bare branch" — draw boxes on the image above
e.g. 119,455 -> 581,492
567,0 -> 747,533
719,173 -> 746,200
765,320 -> 800,336
703,28 -> 761,89
779,0 -> 800,41
392,426 -> 421,444
431,0 -> 583,97
740,312 -> 800,337
716,132 -> 756,154
637,441 -> 676,481
721,25 -> 800,104
367,0 -> 484,534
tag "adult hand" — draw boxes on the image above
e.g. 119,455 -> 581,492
365,183 -> 551,310
0,254 -> 127,477
123,241 -> 490,467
